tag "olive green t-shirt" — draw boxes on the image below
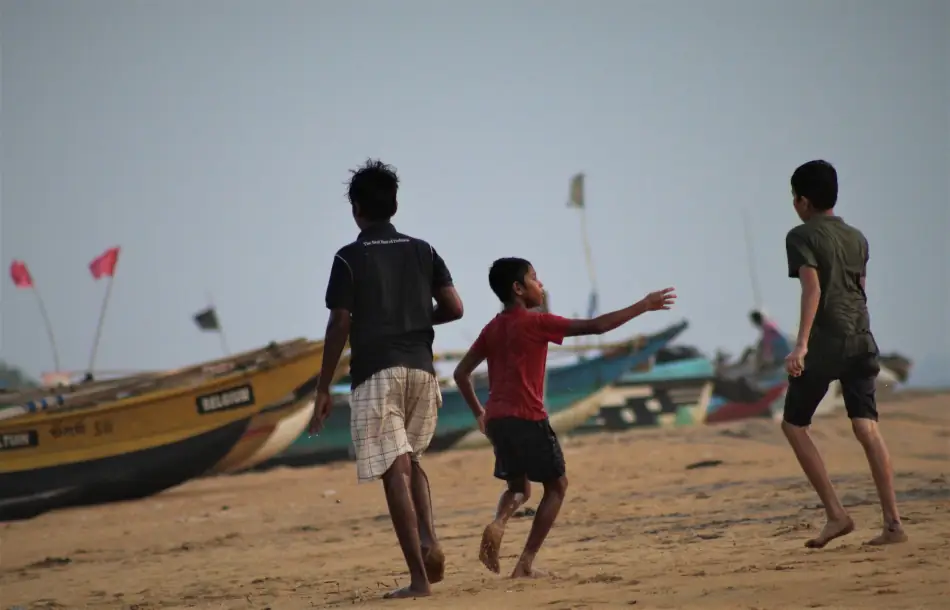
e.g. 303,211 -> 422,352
785,215 -> 879,376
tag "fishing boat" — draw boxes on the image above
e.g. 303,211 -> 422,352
0,339 -> 314,420
706,381 -> 788,424
0,339 -> 324,521
207,394 -> 316,475
267,320 -> 690,466
572,356 -> 715,433
706,352 -> 911,424
0,372 -> 164,413
208,356 -> 350,475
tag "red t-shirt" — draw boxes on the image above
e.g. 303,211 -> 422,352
472,308 -> 571,421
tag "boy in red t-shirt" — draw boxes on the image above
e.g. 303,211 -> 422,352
453,257 -> 676,578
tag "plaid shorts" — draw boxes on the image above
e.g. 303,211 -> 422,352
350,367 -> 441,483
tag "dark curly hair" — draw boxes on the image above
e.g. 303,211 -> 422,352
347,158 -> 398,221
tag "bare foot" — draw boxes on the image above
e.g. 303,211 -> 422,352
805,516 -> 855,549
422,544 -> 445,584
866,523 -> 908,546
479,523 -> 504,574
510,564 -> 550,579
383,585 -> 430,599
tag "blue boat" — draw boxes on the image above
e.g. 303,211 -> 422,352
263,320 -> 689,467
574,356 -> 716,433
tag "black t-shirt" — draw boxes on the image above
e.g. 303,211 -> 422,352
785,215 -> 878,374
325,222 -> 453,389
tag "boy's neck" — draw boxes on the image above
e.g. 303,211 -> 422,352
502,301 -> 528,313
356,218 -> 393,232
806,210 -> 836,221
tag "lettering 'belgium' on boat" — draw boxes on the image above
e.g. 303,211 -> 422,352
196,385 -> 255,414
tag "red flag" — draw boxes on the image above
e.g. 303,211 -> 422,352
10,260 -> 34,289
89,247 -> 120,280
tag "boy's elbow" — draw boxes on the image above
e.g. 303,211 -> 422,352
435,289 -> 464,321
452,368 -> 466,385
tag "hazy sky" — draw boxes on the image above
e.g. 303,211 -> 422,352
2,0 -> 948,385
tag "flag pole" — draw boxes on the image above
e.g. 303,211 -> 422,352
31,283 -> 62,372
741,209 -> 763,310
87,274 -> 116,375
207,292 -> 231,356
578,205 -> 599,302
574,178 -> 600,349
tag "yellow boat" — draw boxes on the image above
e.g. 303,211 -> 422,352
208,354 -> 350,475
208,395 -> 316,475
0,339 -> 324,521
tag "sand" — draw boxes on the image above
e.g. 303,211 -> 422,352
2,392 -> 948,610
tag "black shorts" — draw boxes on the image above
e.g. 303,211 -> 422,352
783,355 -> 880,427
485,417 -> 566,483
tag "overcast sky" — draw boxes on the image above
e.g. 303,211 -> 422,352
2,0 -> 948,386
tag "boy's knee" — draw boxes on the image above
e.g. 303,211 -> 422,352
382,453 -> 413,485
850,417 -> 879,445
507,476 -> 530,499
544,475 -> 568,498
781,419 -> 808,438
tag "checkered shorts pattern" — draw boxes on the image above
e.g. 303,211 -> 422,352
350,367 -> 441,483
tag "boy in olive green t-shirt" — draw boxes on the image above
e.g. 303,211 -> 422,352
781,160 -> 906,549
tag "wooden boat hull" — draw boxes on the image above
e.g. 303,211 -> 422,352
709,361 -> 905,425
705,382 -> 788,424
209,398 -> 315,475
0,418 -> 249,521
572,358 -> 715,433
0,341 -> 325,520
268,321 -> 690,466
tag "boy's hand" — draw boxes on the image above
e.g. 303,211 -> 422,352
476,412 -> 487,435
643,287 -> 677,311
785,344 -> 807,377
308,390 -> 333,435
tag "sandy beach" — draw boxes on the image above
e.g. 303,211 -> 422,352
2,392 -> 948,610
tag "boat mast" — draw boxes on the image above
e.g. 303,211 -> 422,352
742,209 -> 763,311
568,173 -> 600,350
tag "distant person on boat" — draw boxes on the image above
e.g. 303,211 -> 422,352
452,257 -> 675,578
749,309 -> 791,371
309,159 -> 464,599
780,160 -> 905,549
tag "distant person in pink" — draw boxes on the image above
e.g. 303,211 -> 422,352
749,310 -> 791,369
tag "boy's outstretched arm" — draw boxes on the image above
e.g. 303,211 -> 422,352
453,343 -> 487,426
563,287 -> 676,337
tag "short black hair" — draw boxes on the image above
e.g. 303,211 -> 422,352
347,158 -> 398,221
791,160 -> 838,211
749,310 -> 763,325
488,257 -> 532,303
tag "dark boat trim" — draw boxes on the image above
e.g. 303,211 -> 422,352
0,418 -> 250,522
